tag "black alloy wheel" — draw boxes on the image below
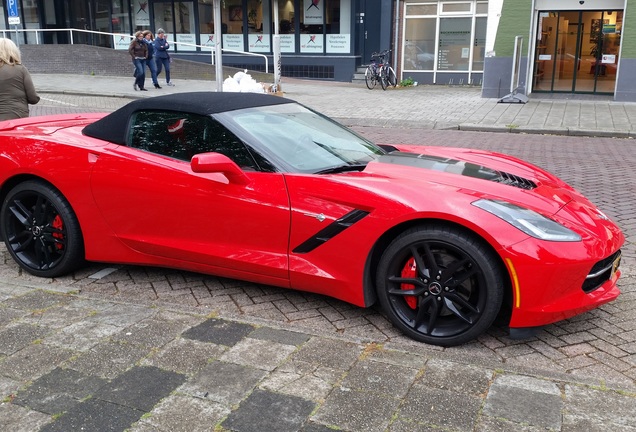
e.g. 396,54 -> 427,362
1,180 -> 84,277
376,225 -> 504,346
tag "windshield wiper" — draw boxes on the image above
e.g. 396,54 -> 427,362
314,163 -> 368,174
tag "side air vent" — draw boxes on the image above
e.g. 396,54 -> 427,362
293,210 -> 370,253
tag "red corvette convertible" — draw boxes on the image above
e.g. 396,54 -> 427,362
0,92 -> 623,346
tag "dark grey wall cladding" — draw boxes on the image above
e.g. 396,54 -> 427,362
482,56 -> 528,99
615,58 -> 636,102
482,57 -> 512,98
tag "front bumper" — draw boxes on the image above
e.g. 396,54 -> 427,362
504,238 -> 622,328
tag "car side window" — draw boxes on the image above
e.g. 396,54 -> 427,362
128,110 -> 268,171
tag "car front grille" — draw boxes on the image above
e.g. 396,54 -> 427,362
582,250 -> 622,293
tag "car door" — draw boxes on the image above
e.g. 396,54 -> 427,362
89,110 -> 291,284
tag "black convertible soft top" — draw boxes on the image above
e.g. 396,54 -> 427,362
82,91 -> 293,145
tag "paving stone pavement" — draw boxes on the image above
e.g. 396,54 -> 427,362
2,284 -> 636,432
1,75 -> 636,430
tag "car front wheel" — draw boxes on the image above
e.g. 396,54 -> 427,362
376,225 -> 504,346
1,180 -> 84,277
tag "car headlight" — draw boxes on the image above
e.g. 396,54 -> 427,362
472,199 -> 581,242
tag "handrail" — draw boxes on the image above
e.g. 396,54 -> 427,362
1,27 -> 268,73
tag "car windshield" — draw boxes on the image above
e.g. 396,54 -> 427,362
214,103 -> 384,174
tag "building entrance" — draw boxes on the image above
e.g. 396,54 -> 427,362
533,10 -> 622,94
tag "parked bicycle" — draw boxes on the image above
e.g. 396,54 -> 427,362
365,49 -> 397,90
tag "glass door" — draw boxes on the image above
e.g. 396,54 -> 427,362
533,10 -> 622,94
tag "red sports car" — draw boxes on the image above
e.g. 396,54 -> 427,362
0,93 -> 623,346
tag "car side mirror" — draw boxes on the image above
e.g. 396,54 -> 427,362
190,152 -> 251,185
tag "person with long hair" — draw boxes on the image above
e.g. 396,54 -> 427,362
0,38 -> 40,121
129,31 -> 148,91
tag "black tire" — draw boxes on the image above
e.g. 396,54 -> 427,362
376,225 -> 504,347
365,66 -> 377,90
387,67 -> 397,87
1,180 -> 85,277
380,68 -> 388,90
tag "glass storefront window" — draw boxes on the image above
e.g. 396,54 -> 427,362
404,17 -> 436,70
22,0 -> 39,44
278,0 -> 296,52
403,1 -> 485,78
223,0 -> 245,50
112,0 -> 131,35
438,18 -> 471,70
174,2 -> 196,51
472,16 -> 486,71
248,0 -> 271,53
152,2 -> 195,52
198,0 -> 218,51
405,4 -> 436,16
300,0 -> 324,53
0,4 -> 5,31
441,2 -> 471,13
326,0 -> 350,53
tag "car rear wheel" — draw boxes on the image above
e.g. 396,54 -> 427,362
1,180 -> 84,277
376,225 -> 504,346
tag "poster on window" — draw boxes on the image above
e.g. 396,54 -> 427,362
303,0 -> 323,25
113,34 -> 134,50
249,34 -> 271,53
223,34 -> 244,50
300,34 -> 323,53
176,34 -> 197,51
327,34 -> 350,53
134,1 -> 150,26
280,35 -> 295,53
201,34 -> 218,52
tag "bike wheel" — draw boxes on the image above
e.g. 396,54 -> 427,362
387,67 -> 398,88
365,66 -> 377,90
380,68 -> 388,90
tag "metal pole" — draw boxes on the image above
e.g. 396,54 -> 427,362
393,0 -> 399,77
273,0 -> 281,91
526,0 -> 537,95
213,0 -> 224,92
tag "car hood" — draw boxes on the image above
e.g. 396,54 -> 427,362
353,146 -> 585,216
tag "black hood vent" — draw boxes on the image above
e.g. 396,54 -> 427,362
496,171 -> 537,190
377,152 -> 537,190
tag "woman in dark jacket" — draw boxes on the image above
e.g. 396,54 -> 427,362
128,31 -> 148,91
143,30 -> 161,89
154,28 -> 174,86
0,38 -> 40,120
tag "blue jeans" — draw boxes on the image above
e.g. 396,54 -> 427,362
146,57 -> 158,85
156,57 -> 171,83
133,58 -> 146,88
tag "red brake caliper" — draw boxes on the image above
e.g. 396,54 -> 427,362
52,215 -> 64,250
401,257 -> 418,309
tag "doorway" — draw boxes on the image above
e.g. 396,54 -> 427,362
533,10 -> 622,94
